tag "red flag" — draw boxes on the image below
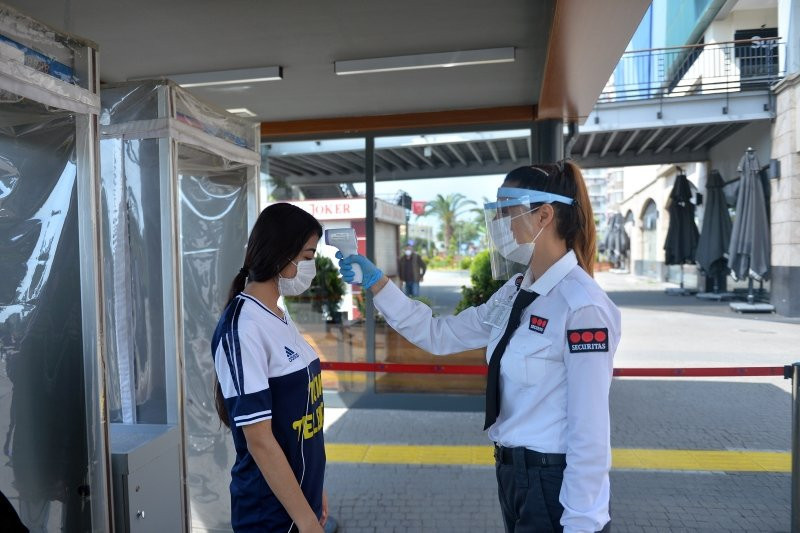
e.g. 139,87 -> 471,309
411,201 -> 426,216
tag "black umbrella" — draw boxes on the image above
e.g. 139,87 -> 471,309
728,149 -> 770,282
695,170 -> 732,292
603,213 -> 630,269
664,173 -> 699,265
663,173 -> 699,293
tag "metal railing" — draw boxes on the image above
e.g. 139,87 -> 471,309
599,38 -> 785,103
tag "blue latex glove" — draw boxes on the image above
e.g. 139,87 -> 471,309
335,251 -> 383,289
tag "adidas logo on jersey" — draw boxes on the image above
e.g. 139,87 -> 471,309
284,346 -> 299,362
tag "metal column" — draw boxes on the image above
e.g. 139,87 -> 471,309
790,363 -> 800,533
364,136 -> 377,394
530,119 -> 564,164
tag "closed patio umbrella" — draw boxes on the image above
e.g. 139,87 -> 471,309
728,149 -> 770,282
663,173 -> 699,293
664,173 -> 699,256
695,170 -> 732,293
603,213 -> 630,270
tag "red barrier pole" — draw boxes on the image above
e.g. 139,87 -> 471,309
320,361 -> 785,378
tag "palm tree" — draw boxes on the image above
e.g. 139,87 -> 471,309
422,193 -> 476,252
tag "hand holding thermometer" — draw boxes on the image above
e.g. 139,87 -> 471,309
324,228 -> 362,283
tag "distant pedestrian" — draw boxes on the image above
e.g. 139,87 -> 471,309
397,243 -> 426,297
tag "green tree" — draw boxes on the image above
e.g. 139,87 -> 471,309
454,250 -> 504,313
422,193 -> 476,252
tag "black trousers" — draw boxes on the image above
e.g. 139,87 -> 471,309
495,447 -> 610,533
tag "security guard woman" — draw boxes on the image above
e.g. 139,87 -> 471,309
338,162 -> 619,533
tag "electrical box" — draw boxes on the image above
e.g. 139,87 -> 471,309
110,424 -> 183,533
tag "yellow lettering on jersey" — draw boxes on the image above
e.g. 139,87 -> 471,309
308,373 -> 323,404
292,418 -> 304,440
291,400 -> 325,441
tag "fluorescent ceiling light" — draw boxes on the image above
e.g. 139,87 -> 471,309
335,47 -> 514,76
169,66 -> 282,88
226,108 -> 257,118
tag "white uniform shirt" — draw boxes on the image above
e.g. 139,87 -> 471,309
373,250 -> 620,533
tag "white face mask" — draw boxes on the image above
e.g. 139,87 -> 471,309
278,259 -> 316,296
488,209 -> 543,265
404,249 -> 412,257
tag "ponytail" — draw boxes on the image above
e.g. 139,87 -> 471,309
563,162 -> 596,277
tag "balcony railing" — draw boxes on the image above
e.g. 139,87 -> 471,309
599,38 -> 785,103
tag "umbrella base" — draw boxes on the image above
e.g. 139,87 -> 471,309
729,302 -> 775,313
665,287 -> 697,296
696,292 -> 736,301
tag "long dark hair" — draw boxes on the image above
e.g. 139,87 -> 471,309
215,203 -> 323,427
503,161 -> 596,276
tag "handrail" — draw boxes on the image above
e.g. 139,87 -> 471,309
619,37 -> 782,55
599,38 -> 785,104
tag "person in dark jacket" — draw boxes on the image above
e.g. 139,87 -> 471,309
397,243 -> 427,296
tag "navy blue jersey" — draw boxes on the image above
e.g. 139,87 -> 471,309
212,293 -> 325,532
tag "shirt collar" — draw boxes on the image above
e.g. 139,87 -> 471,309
520,250 -> 578,295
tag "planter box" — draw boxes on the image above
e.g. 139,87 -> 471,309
377,327 -> 486,395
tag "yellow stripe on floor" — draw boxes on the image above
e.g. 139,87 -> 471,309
325,444 -> 790,472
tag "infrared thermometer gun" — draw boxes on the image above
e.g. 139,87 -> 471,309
324,228 -> 363,284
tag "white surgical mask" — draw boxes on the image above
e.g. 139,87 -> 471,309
404,249 -> 412,257
488,211 -> 543,265
278,259 -> 316,296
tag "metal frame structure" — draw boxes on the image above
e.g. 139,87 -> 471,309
0,3 -> 111,530
99,80 -> 260,531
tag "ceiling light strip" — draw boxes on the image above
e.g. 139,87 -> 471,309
335,47 -> 515,76
169,66 -> 282,88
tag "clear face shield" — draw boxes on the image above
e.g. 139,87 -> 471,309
483,187 -> 575,281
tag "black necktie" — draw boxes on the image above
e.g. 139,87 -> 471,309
484,288 -> 539,430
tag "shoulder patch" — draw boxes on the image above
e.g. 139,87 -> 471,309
567,328 -> 609,353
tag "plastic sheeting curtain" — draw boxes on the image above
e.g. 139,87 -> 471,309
179,144 -> 248,530
0,99 -> 90,531
100,137 -> 168,424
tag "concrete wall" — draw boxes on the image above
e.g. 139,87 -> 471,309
771,73 -> 800,316
708,121 -> 773,183
706,8 -> 779,43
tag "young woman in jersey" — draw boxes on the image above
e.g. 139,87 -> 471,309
213,203 -> 327,533
339,162 -> 619,533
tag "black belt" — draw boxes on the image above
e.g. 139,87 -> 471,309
494,445 -> 566,467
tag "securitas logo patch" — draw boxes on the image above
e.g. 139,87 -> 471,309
284,346 -> 299,362
567,328 -> 609,353
528,315 -> 548,334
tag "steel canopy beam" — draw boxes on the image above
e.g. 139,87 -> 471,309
654,127 -> 684,154
506,139 -> 518,162
582,132 -> 596,158
636,128 -> 662,155
617,129 -> 640,156
599,131 -> 618,157
486,140 -> 500,163
672,125 -> 709,152
466,142 -> 484,165
446,144 -> 468,166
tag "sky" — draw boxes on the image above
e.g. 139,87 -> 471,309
369,173 -> 505,232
